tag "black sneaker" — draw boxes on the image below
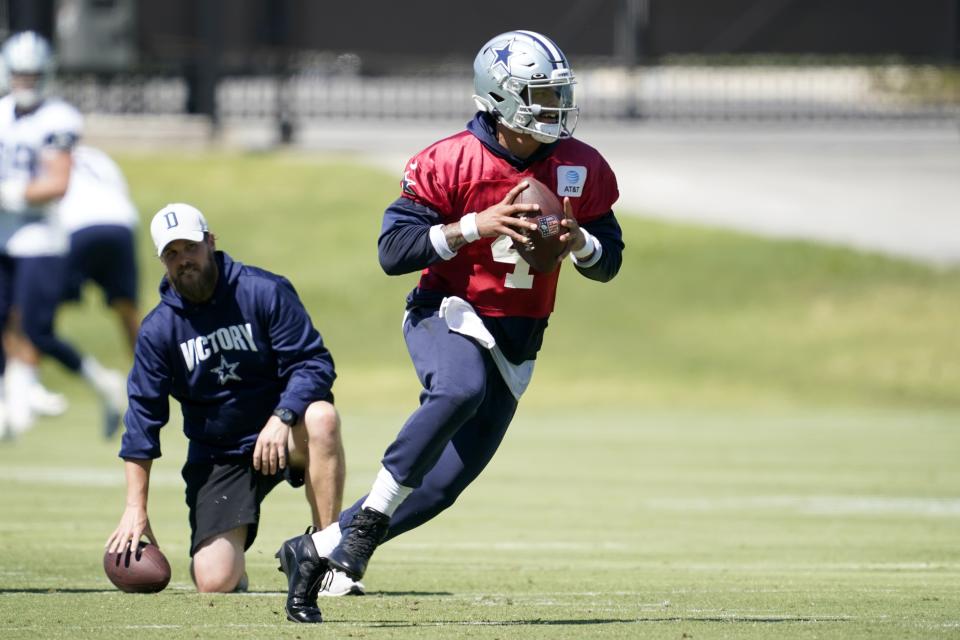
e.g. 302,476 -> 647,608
327,508 -> 390,580
275,527 -> 326,624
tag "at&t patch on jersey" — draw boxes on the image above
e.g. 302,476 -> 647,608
556,165 -> 586,197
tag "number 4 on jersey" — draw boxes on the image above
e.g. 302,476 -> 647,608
491,235 -> 533,289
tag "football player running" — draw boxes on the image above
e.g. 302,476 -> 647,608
0,31 -> 125,439
4,145 -> 141,429
278,30 -> 624,623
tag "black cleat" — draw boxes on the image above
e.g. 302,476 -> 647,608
276,527 -> 326,624
327,507 -> 390,580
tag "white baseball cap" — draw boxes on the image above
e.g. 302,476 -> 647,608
150,203 -> 209,257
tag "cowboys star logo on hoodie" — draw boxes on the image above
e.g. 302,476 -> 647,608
211,356 -> 242,384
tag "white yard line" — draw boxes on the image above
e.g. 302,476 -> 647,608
0,466 -> 181,488
3,465 -> 956,518
641,495 -> 960,516
392,541 -> 629,551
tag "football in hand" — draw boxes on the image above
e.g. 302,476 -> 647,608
103,541 -> 171,593
511,178 -> 569,274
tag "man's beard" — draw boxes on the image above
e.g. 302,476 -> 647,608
171,259 -> 218,303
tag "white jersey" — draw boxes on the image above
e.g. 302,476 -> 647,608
0,94 -> 82,256
58,146 -> 138,233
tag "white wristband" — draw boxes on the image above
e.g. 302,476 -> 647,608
459,212 -> 481,243
572,229 -> 596,259
570,228 -> 603,268
429,224 -> 457,260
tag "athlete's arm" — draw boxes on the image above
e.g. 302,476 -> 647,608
570,211 -> 624,283
25,148 -> 72,204
110,329 -> 167,552
378,198 -> 444,275
441,180 -> 538,250
105,458 -> 158,553
379,183 -> 539,276
120,324 -> 171,460
268,278 -> 335,419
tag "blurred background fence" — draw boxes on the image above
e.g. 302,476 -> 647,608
50,64 -> 960,123
2,0 -> 959,134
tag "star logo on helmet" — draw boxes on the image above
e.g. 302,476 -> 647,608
491,42 -> 513,70
211,356 -> 241,385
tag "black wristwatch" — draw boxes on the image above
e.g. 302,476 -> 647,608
272,407 -> 298,426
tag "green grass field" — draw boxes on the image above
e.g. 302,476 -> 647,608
0,152 -> 957,638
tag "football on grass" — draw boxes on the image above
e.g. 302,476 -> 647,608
512,177 -> 569,273
103,542 -> 171,593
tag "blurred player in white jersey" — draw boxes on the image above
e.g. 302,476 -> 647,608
0,32 -> 125,440
4,145 -> 140,432
59,145 -> 140,349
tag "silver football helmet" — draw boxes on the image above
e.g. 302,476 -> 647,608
473,30 -> 579,143
1,31 -> 54,109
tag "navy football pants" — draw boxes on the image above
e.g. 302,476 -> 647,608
339,306 -> 519,542
0,255 -> 12,374
0,255 -> 84,373
62,225 -> 139,304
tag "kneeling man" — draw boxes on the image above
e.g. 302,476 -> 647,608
106,203 -> 361,595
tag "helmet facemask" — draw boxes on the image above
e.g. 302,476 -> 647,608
9,73 -> 46,110
507,75 -> 579,143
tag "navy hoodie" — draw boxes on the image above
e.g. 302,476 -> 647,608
120,252 -> 336,463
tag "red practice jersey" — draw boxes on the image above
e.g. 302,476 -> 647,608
400,130 -> 619,318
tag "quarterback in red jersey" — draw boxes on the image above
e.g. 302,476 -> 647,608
279,30 -> 624,624
398,120 -> 619,318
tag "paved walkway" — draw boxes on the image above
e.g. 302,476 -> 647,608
582,123 -> 960,266
288,120 -> 960,266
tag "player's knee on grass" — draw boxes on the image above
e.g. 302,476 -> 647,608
192,558 -> 245,593
191,527 -> 247,593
